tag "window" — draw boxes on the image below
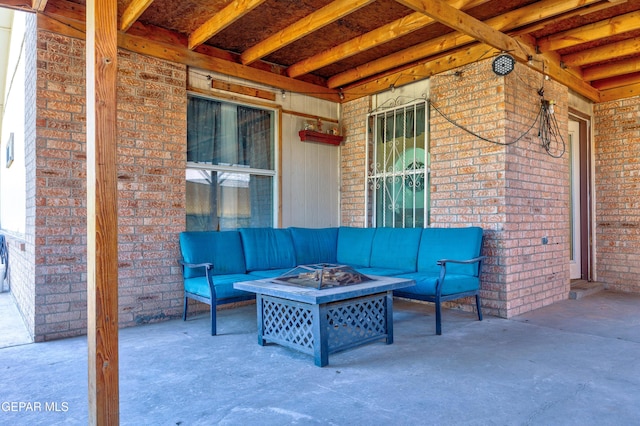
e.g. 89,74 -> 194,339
186,95 -> 276,231
367,100 -> 429,228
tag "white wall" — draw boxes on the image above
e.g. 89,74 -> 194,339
188,70 -> 341,228
1,11 -> 26,235
280,93 -> 340,228
280,113 -> 341,228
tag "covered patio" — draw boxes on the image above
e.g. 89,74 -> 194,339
0,0 -> 639,423
1,290 -> 640,424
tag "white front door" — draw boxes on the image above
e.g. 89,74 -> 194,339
569,119 -> 582,279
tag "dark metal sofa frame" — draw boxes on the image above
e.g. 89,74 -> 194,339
180,260 -> 255,336
394,256 -> 485,335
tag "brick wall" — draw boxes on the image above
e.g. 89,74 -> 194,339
115,50 -> 187,325
594,96 -> 640,293
502,67 -> 570,315
34,30 -> 186,341
34,31 -> 86,340
431,63 -> 569,317
429,63 -> 508,317
340,60 -> 571,318
340,96 -> 370,227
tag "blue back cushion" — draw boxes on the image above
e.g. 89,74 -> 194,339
336,227 -> 376,267
239,228 -> 297,271
179,231 -> 246,279
370,227 -> 423,272
418,227 -> 483,276
289,227 -> 338,265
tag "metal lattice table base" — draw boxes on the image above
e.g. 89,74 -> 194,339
257,292 -> 394,367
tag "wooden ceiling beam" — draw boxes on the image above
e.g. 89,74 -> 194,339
343,43 -> 500,99
0,0 -> 37,11
286,0 -> 488,78
537,9 -> 640,52
240,0 -> 375,65
288,11 -> 433,79
117,33 -> 340,102
562,36 -> 640,67
329,0 -> 597,89
37,12 -> 341,103
514,0 -> 621,35
582,55 -> 640,81
344,39 -> 599,103
188,0 -> 267,50
592,71 -> 640,90
525,35 -> 599,101
46,0 -> 327,86
490,0 -> 602,33
46,0 -> 83,18
120,0 -> 155,32
41,0 -> 341,102
327,30 -> 474,89
39,4 -> 85,36
394,0 -> 521,53
32,0 -> 48,11
599,81 -> 640,102
341,31 -> 598,103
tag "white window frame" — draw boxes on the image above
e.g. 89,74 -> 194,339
186,92 -> 280,228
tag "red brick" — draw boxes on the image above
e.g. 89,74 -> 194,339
30,29 -> 187,341
594,97 -> 640,293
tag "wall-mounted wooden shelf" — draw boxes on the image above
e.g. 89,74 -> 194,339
298,130 -> 343,146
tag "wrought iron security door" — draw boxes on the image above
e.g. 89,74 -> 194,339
366,100 -> 429,228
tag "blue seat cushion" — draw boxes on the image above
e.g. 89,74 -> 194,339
369,227 -> 422,273
239,228 -> 297,272
180,231 -> 247,279
336,227 -> 376,267
289,227 -> 338,265
353,267 -> 408,277
183,273 -> 256,301
394,272 -> 479,296
418,227 -> 483,276
248,268 -> 293,279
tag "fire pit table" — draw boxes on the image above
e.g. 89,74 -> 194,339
234,265 -> 415,367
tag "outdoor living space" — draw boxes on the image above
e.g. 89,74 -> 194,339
1,290 -> 640,424
1,0 -> 640,424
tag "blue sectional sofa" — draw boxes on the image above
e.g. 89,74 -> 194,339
179,226 -> 485,336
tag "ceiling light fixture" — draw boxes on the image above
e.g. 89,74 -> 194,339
492,54 -> 515,76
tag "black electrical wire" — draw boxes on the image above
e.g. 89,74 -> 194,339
429,100 -> 540,147
538,99 -> 566,158
430,93 -> 566,158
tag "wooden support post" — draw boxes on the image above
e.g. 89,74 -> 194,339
86,0 -> 119,424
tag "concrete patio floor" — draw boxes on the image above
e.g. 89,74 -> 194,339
0,290 -> 639,425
